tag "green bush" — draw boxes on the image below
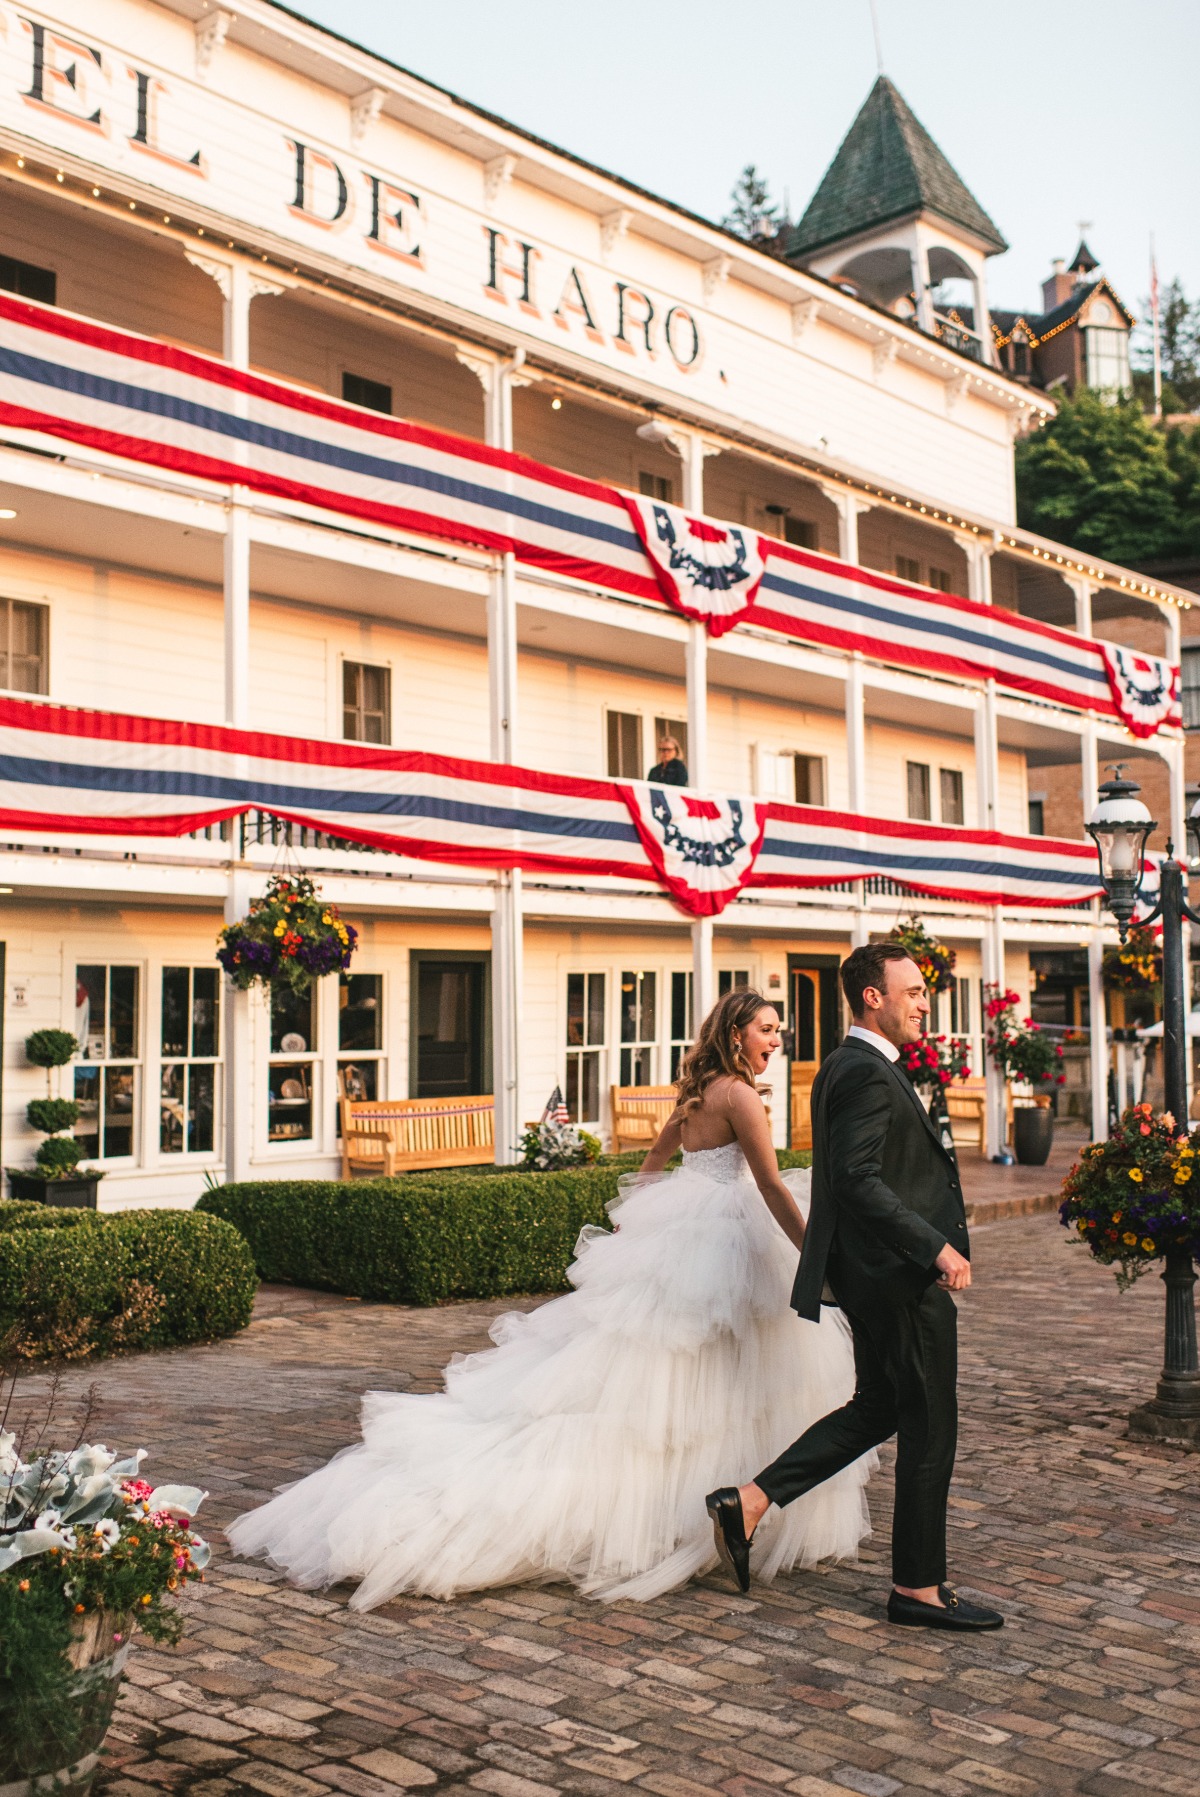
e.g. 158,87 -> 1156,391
25,1098 -> 80,1135
200,1149 -> 812,1306
0,1208 -> 257,1358
33,1136 -> 84,1175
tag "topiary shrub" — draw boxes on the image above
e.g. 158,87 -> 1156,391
0,1208 -> 257,1358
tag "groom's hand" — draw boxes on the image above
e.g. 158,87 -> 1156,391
934,1244 -> 971,1290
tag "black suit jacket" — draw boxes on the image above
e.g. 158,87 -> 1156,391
790,1036 -> 970,1322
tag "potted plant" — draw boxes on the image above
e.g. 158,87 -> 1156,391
217,871 -> 358,993
518,1092 -> 601,1171
985,985 -> 1066,1165
0,1366 -> 209,1793
1060,1103 -> 1199,1292
7,1031 -> 104,1209
887,918 -> 957,994
899,1034 -> 971,1159
1102,922 -> 1163,1004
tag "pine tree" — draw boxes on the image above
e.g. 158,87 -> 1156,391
1132,277 -> 1200,413
722,165 -> 784,250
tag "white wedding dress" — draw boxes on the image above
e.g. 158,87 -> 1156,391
228,1145 -> 874,1607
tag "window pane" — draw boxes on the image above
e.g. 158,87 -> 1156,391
343,661 -> 391,744
342,371 -> 392,414
268,1062 -> 313,1141
340,973 -> 382,1050
1182,648 -> 1200,730
586,973 -> 606,1046
718,969 -> 751,996
907,762 -> 931,821
76,965 -> 106,1059
103,1066 -> 135,1157
654,717 -> 688,763
0,254 -> 56,304
671,970 -> 693,1042
6,600 -> 47,694
607,712 -> 641,778
566,972 -> 585,1047
638,972 -> 656,1042
940,768 -> 964,827
192,969 -> 219,1058
189,1063 -> 216,1154
620,973 -> 638,1043
74,1066 -> 100,1159
896,555 -> 921,585
638,471 -> 672,502
795,755 -> 825,806
271,984 -> 315,1054
160,1061 -> 184,1154
109,968 -> 138,1060
620,1045 -> 655,1085
161,967 -> 190,1059
1028,798 -> 1045,835
338,1059 -> 378,1103
928,568 -> 953,593
783,515 -> 816,549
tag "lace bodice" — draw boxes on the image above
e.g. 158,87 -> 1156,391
680,1141 -> 748,1184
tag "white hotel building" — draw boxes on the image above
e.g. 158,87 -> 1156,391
0,0 -> 1188,1206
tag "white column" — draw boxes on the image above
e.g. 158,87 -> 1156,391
969,264 -> 996,368
910,231 -> 935,335
223,863 -> 255,1184
458,349 -> 530,1162
821,486 -> 870,566
1080,716 -> 1099,826
1067,575 -> 1095,640
975,681 -> 999,829
955,535 -> 994,606
692,915 -> 715,1032
982,915 -> 1008,1158
846,656 -> 867,813
676,432 -> 718,794
1087,928 -> 1109,1142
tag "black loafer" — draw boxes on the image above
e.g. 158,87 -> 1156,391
887,1583 -> 1003,1631
705,1487 -> 751,1594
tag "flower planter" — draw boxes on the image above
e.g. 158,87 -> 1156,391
1013,1102 -> 1054,1166
6,1171 -> 101,1208
0,1612 -> 130,1795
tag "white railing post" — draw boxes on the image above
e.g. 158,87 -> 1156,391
1088,926 -> 1109,1142
223,861 -> 256,1184
982,914 -> 1008,1158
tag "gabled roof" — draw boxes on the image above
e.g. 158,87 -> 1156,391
1034,277 -> 1135,340
1069,239 -> 1100,276
788,76 -> 1008,259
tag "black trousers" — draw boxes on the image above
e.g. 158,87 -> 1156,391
755,1282 -> 958,1588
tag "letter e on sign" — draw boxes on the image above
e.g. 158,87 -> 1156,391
21,19 -> 105,132
365,175 -> 422,266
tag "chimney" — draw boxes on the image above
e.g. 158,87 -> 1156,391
1041,257 -> 1074,312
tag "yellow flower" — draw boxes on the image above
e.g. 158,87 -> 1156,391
1076,1219 -> 1088,1234
274,920 -> 286,937
1127,1168 -> 1143,1183
1176,1168 -> 1192,1185
1141,1238 -> 1156,1253
1123,1231 -> 1138,1246
322,911 -> 332,924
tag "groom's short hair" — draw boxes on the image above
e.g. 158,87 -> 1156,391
841,942 -> 916,1018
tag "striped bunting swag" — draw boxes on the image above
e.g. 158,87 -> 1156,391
0,698 -> 1103,917
0,296 -> 1179,741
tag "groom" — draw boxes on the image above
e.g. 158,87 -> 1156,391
707,941 -> 1003,1630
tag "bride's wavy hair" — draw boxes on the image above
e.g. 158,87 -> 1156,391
675,988 -> 775,1116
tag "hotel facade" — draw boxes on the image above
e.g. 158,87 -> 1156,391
0,0 -> 1188,1207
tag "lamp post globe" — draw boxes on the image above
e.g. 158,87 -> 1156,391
1084,767 -> 1155,940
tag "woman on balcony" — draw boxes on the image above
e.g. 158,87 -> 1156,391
647,734 -> 689,785
228,989 -> 872,1606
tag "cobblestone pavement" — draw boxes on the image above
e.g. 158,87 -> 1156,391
19,1209 -> 1200,1797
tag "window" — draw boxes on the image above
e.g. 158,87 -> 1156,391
670,970 -> 693,1079
1182,646 -> 1200,730
620,970 -> 657,1085
907,761 -> 931,821
939,768 -> 964,826
653,716 -> 688,765
338,972 -> 383,1109
343,661 -> 391,744
0,599 -> 48,694
1085,327 -> 1131,397
342,371 -> 392,414
784,515 -> 817,550
268,984 -> 316,1144
949,978 -> 971,1038
718,969 -> 752,996
566,972 -> 606,1124
896,555 -> 921,585
0,254 -> 55,305
928,567 -> 953,593
74,965 -> 140,1161
793,754 -> 825,806
1028,798 -> 1046,835
638,471 -> 673,502
606,710 -> 642,778
160,967 -> 219,1155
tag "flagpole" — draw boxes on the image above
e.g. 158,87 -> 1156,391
1150,234 -> 1163,420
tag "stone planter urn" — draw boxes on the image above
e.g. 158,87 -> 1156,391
0,1611 -> 131,1795
1013,1098 -> 1054,1166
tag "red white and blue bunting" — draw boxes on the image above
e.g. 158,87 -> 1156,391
0,698 -> 1104,917
0,296 -> 1179,741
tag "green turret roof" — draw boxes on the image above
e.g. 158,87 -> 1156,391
789,76 -> 1008,259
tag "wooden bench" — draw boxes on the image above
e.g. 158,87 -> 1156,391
610,1084 -> 678,1153
944,1078 -> 1013,1156
339,1095 -> 495,1178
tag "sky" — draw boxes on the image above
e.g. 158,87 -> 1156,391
289,0 -> 1200,355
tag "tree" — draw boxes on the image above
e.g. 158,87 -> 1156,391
1014,390 -> 1180,563
1132,277 -> 1200,413
722,165 -> 787,252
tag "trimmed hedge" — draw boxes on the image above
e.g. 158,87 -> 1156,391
0,1205 -> 258,1358
199,1149 -> 813,1307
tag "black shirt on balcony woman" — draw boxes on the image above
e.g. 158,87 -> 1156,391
648,738 -> 688,786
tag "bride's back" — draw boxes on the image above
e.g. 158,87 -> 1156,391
677,1076 -> 744,1152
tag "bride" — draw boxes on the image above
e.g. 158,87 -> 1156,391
228,989 -> 874,1606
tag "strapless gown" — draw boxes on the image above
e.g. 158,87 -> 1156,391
227,1144 -> 874,1606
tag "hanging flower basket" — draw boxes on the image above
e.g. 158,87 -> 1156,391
1102,922 -> 1163,1000
887,917 -> 956,994
216,873 -> 358,994
1060,1104 -> 1200,1291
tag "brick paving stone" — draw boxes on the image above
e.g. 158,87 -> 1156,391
3,1213 -> 1195,1796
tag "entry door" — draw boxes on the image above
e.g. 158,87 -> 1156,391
790,968 -> 821,1150
414,958 -> 487,1097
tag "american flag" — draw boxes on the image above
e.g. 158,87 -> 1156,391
541,1086 -> 570,1126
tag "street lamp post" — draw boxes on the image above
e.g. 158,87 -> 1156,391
1086,767 -> 1200,1444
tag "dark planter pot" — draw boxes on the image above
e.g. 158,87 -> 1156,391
1013,1104 -> 1054,1167
7,1170 -> 102,1208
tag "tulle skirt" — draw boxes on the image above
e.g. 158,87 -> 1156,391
227,1159 -> 874,1607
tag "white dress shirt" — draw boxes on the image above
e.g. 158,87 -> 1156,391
846,1023 -> 900,1063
